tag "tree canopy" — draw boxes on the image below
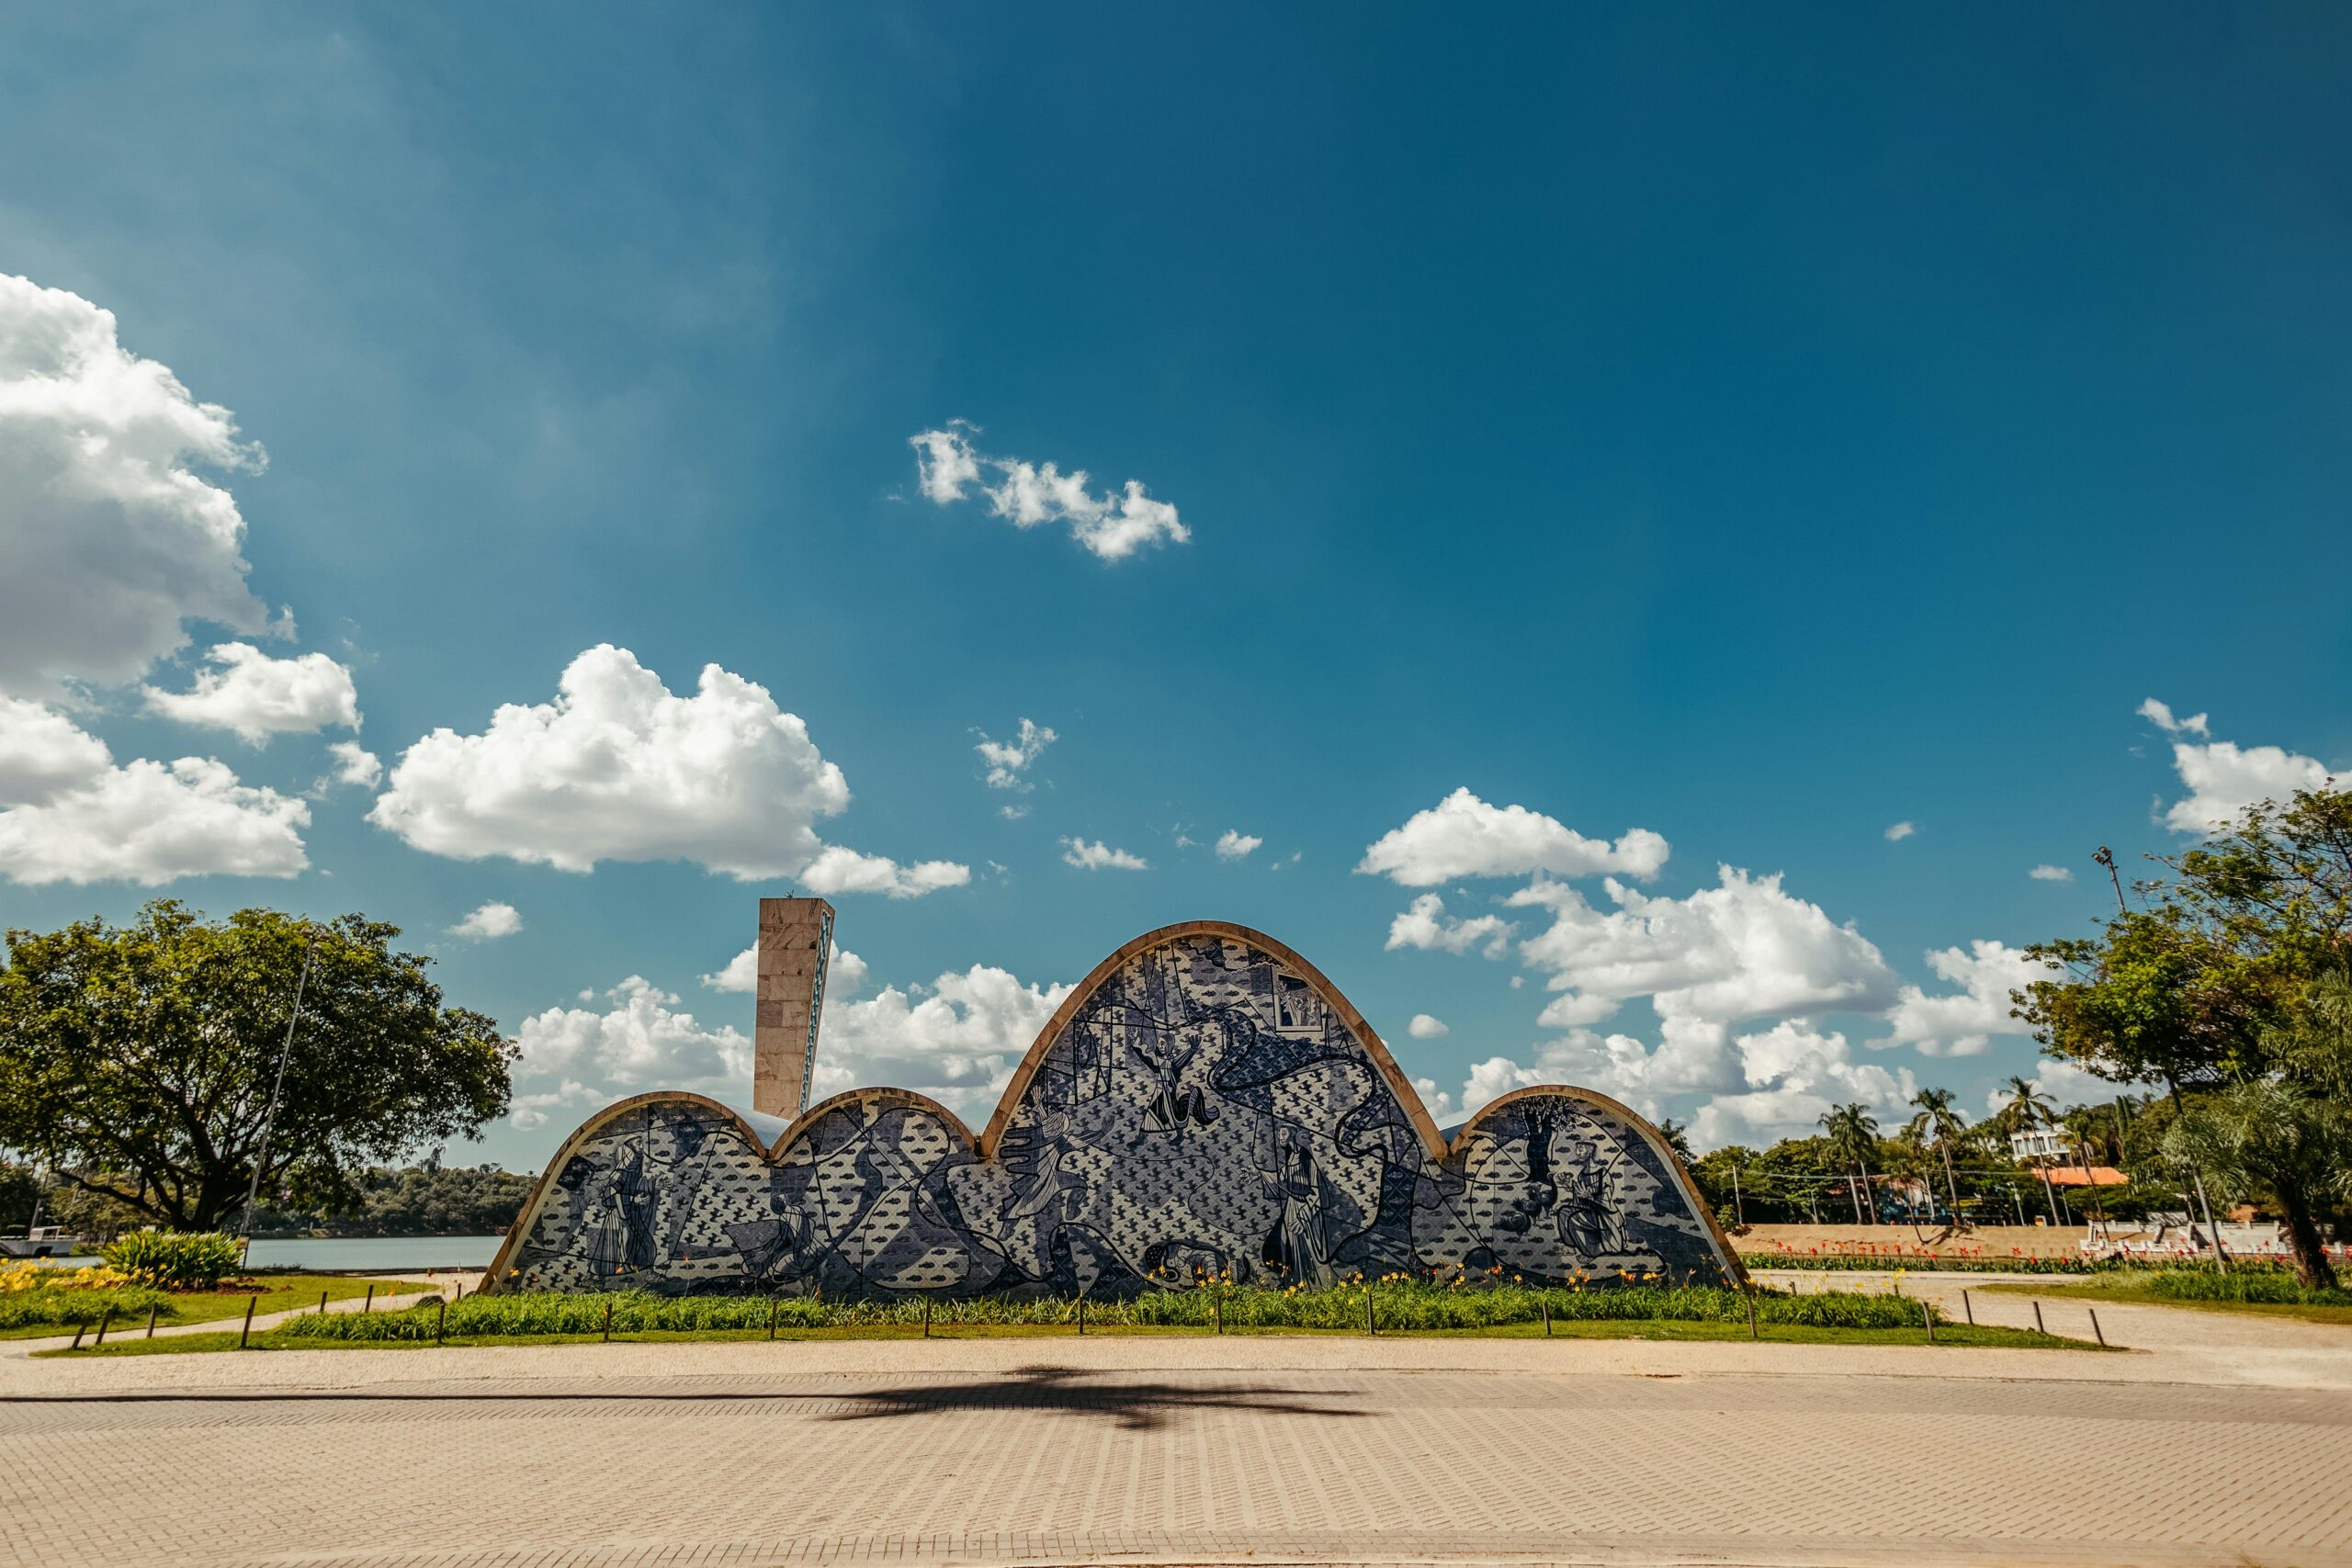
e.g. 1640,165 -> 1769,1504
0,900 -> 515,1232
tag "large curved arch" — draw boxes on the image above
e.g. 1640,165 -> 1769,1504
978,919 -> 1449,1161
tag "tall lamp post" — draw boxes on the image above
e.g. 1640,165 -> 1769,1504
238,928 -> 317,1267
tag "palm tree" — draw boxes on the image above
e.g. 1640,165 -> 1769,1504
1818,1102 -> 1881,1224
1999,1076 -> 2056,1136
2001,1075 -> 2064,1224
1906,1087 -> 1967,1214
1655,1117 -> 1695,1165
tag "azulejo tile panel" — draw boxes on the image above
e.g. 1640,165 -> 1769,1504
490,929 -> 1737,1296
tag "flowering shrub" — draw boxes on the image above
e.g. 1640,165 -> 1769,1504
0,1261 -> 174,1329
102,1230 -> 245,1291
280,1274 -> 1947,1342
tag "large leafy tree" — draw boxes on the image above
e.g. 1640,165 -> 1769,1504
0,901 -> 515,1232
2018,786 -> 2352,1286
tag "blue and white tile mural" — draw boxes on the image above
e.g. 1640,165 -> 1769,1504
486,925 -> 1740,1296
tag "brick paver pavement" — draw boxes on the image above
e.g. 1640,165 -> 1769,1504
6,1350 -> 2350,1568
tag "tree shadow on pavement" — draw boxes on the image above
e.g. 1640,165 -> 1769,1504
818,1363 -> 1364,1432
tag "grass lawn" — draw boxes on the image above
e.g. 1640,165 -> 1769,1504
2,1275 -> 437,1340
38,1317 -> 2095,1358
1981,1276 -> 2352,1327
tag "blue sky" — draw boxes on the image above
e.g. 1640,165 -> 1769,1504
2,6 -> 2346,1169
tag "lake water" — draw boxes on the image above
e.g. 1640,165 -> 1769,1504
42,1236 -> 507,1272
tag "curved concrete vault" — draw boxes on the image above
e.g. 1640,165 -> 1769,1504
484,920 -> 1743,1296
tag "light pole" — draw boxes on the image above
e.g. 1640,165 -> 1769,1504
238,928 -> 317,1266
2093,846 -> 2126,913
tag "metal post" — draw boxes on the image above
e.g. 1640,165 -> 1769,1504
1732,1166 -> 1745,1228
1922,1298 -> 1935,1344
435,1300 -> 447,1347
318,1290 -> 329,1319
145,1303 -> 159,1339
2089,1308 -> 2107,1348
363,1284 -> 374,1314
1744,1288 -> 1758,1340
1077,1293 -> 1086,1336
1962,1289 -> 1973,1326
1542,1297 -> 1553,1337
238,930 -> 318,1267
94,1307 -> 112,1348
768,1297 -> 778,1340
2032,1300 -> 2045,1335
239,1294 -> 257,1349
69,1322 -> 85,1351
1366,1287 -> 1375,1336
1215,1294 -> 1224,1335
922,1298 -> 932,1337
602,1302 -> 612,1343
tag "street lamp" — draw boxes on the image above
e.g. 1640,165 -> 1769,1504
237,927 -> 317,1266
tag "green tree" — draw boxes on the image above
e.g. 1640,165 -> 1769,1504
2162,971 -> 2352,1288
1818,1103 -> 1880,1224
1905,1088 -> 1967,1212
0,901 -> 515,1232
2019,786 -> 2352,1287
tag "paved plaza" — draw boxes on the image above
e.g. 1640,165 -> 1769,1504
5,1280 -> 2349,1568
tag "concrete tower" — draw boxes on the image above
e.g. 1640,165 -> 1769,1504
752,897 -> 834,1117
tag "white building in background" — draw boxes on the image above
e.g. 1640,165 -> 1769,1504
2009,1126 -> 2065,1161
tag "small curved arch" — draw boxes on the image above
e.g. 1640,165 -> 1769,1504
766,1085 -> 980,1161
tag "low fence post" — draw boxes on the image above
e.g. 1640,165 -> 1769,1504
1366,1286 -> 1375,1337
1922,1298 -> 1936,1344
768,1296 -> 778,1341
363,1284 -> 375,1314
239,1294 -> 257,1349
922,1298 -> 932,1338
94,1306 -> 113,1348
2089,1308 -> 2107,1348
601,1302 -> 613,1343
1744,1288 -> 1759,1341
1962,1288 -> 1973,1326
69,1322 -> 85,1351
2032,1300 -> 2046,1336
1077,1292 -> 1086,1336
1215,1293 -> 1224,1336
145,1303 -> 159,1339
318,1290 -> 329,1319
1542,1297 -> 1553,1337
434,1299 -> 447,1347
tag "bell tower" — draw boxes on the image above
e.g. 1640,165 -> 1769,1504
752,897 -> 834,1117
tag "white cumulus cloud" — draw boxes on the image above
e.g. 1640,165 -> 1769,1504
450,901 -> 522,941
975,716 -> 1057,791
0,275 -> 270,695
1407,1013 -> 1449,1040
1883,820 -> 1917,842
1061,837 -> 1148,871
1356,787 -> 1668,886
1875,940 -> 2057,1057
368,644 -> 966,894
1385,893 -> 1515,958
1214,829 -> 1261,861
325,741 -> 381,789
142,642 -> 360,743
1509,866 -> 1897,1036
513,977 -> 750,1121
2137,697 -> 2209,737
910,423 -> 1190,561
0,700 -> 308,885
807,963 -> 1074,1120
2029,863 -> 2073,883
2154,721 -> 2332,835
